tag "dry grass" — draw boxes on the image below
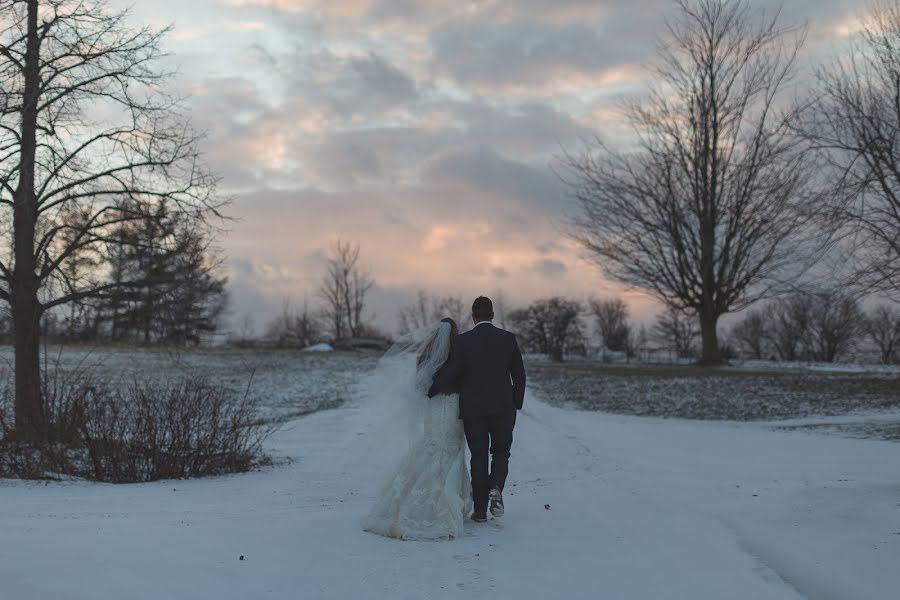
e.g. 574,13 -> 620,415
527,361 -> 900,424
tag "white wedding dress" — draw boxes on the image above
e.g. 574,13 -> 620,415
362,322 -> 473,541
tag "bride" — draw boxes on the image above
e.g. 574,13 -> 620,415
362,318 -> 472,540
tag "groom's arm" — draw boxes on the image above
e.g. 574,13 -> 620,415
510,336 -> 526,410
428,339 -> 463,398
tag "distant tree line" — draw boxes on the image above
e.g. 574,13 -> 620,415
404,289 -> 897,366
503,296 -> 699,363
730,288 -> 900,365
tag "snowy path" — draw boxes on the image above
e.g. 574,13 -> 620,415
2,390 -> 899,600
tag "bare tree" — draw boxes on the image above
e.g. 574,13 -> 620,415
397,290 -> 469,335
652,307 -> 699,359
432,293 -> 468,331
228,313 -> 257,348
767,293 -> 813,361
265,297 -> 320,348
509,297 -> 585,362
864,304 -> 900,364
492,288 -> 509,330
627,324 -> 651,361
803,1 -> 900,300
805,289 -> 863,363
397,290 -> 431,335
0,300 -> 12,342
564,0 -> 822,365
317,239 -> 374,340
0,1 -> 221,439
766,288 -> 863,362
730,308 -> 769,359
589,297 -> 631,352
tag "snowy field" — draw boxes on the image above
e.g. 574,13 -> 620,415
529,361 -> 900,440
2,348 -> 900,599
0,346 -> 379,422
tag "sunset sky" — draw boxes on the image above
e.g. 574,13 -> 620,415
118,0 -> 865,333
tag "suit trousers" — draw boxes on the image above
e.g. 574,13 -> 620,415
463,412 -> 517,513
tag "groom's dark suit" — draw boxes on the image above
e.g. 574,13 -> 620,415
428,322 -> 526,514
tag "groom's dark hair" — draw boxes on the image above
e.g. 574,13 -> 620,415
472,296 -> 494,322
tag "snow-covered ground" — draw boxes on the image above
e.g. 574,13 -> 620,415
2,381 -> 899,599
0,346 -> 379,422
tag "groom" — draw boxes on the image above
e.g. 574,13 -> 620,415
429,296 -> 526,523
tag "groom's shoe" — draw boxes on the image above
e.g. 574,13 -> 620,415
489,487 -> 504,518
471,510 -> 488,523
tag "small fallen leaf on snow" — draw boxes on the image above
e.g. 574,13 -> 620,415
544,504 -> 551,510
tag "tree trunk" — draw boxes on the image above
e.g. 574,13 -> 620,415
11,288 -> 43,439
698,310 -> 722,365
12,1 -> 43,440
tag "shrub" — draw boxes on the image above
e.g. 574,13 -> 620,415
0,375 -> 273,483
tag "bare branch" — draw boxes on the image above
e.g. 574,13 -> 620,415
800,1 -> 900,300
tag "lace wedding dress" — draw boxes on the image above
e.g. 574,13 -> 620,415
362,322 -> 473,541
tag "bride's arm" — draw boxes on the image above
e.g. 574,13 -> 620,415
427,340 -> 463,398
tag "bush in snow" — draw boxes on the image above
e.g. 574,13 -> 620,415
0,374 -> 273,483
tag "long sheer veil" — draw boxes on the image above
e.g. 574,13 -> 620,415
356,321 -> 452,475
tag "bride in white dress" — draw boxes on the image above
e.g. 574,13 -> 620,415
362,319 -> 472,540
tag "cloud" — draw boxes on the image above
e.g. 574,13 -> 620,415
430,19 -> 646,91
282,49 -> 420,118
309,141 -> 383,186
349,52 -> 418,103
536,241 -> 565,255
455,100 -> 592,157
222,0 -> 374,18
186,76 -> 268,116
533,258 -> 568,279
188,0 -> 865,332
423,146 -> 569,217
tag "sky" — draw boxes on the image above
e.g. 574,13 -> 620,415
115,0 -> 866,334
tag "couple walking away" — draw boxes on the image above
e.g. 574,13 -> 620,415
363,296 -> 527,540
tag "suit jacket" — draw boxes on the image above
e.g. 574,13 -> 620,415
427,323 -> 526,418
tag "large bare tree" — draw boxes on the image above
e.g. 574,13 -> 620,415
804,1 -> 900,300
564,0 -> 822,364
0,1 -> 221,438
